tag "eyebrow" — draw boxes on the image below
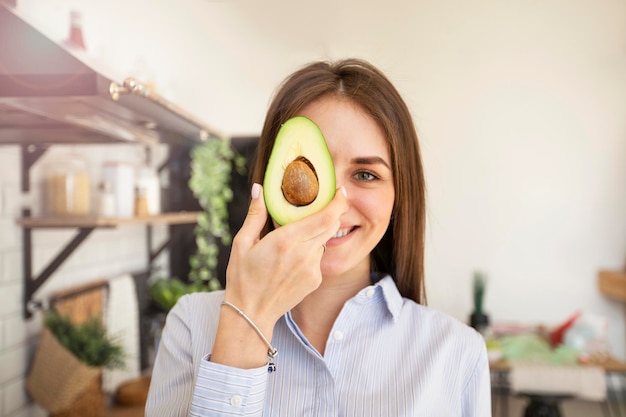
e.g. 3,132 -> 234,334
351,156 -> 391,170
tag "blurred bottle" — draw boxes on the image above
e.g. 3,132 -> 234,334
137,166 -> 161,215
44,153 -> 91,217
66,10 -> 86,50
103,162 -> 135,217
135,186 -> 149,216
98,181 -> 116,218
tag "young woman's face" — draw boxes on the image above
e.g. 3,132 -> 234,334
298,95 -> 395,280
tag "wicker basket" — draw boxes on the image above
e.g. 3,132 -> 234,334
52,377 -> 105,417
26,328 -> 105,416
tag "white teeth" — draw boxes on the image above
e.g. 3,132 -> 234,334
332,229 -> 350,239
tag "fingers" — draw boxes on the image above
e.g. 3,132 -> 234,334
283,186 -> 348,243
234,183 -> 347,254
234,183 -> 268,248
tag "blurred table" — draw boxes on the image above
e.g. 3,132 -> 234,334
490,356 -> 626,417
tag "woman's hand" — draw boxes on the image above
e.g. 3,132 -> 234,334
211,183 -> 347,368
227,182 -> 347,322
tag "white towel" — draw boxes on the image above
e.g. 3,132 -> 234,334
510,364 -> 607,401
103,274 -> 141,393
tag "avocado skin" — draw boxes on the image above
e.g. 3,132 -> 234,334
263,116 -> 336,225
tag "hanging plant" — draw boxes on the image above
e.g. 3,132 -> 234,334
188,137 -> 246,289
44,311 -> 124,369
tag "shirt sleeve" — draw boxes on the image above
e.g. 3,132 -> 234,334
189,357 -> 267,416
145,295 -> 269,417
462,341 -> 492,417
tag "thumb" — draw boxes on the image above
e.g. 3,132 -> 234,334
237,183 -> 269,245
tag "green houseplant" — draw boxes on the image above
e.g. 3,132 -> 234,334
149,276 -> 211,312
188,137 -> 246,287
26,311 -> 124,416
149,137 -> 245,312
43,311 -> 125,368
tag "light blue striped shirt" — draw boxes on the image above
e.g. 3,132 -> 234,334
146,275 -> 491,416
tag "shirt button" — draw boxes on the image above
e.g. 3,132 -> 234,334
333,330 -> 344,341
366,288 -> 375,298
230,394 -> 243,407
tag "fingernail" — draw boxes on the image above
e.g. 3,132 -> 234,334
251,183 -> 261,200
341,186 -> 347,197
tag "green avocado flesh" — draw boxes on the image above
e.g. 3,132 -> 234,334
263,116 -> 336,225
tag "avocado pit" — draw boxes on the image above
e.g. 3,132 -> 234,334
281,156 -> 319,206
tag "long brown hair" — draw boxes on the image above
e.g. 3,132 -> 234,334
251,58 -> 427,304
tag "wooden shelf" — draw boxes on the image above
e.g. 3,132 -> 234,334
17,211 -> 201,228
20,211 -> 201,318
598,270 -> 626,302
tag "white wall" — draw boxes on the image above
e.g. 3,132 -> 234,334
10,0 -> 626,381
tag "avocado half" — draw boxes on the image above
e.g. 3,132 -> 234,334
263,116 -> 336,225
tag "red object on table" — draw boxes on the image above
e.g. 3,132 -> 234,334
548,311 -> 582,347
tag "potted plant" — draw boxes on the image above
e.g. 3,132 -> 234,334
26,311 -> 124,417
148,276 -> 218,313
469,271 -> 490,334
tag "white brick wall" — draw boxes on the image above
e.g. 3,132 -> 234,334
0,218 -> 18,252
4,315 -> 28,350
3,378 -> 29,417
0,345 -> 29,386
0,282 -> 20,317
0,143 -> 171,417
2,251 -> 22,284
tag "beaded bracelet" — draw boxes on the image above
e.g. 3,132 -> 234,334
221,301 -> 278,373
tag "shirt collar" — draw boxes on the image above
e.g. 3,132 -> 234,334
354,273 -> 403,323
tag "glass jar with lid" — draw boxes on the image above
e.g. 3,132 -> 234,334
44,153 -> 91,216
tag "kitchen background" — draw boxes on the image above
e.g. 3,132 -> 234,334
0,0 -> 625,416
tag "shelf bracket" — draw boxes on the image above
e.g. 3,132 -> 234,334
23,211 -> 95,318
147,224 -> 165,263
21,143 -> 48,193
147,224 -> 187,263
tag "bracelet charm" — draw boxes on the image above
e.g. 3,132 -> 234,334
221,301 -> 278,373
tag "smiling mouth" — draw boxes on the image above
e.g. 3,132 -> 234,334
332,227 -> 355,239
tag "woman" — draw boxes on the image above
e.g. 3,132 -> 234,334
146,58 -> 491,416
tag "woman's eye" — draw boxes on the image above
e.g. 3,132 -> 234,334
354,171 -> 378,182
